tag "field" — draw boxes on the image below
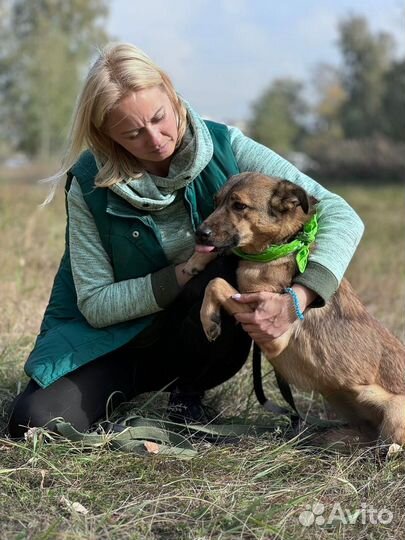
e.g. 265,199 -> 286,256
0,169 -> 404,539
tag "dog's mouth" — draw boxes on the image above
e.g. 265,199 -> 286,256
195,244 -> 217,253
195,226 -> 241,253
195,236 -> 240,255
195,245 -> 229,256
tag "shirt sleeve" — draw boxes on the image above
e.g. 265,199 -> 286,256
228,126 -> 365,303
68,177 -> 165,328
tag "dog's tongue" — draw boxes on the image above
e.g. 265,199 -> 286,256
195,244 -> 216,253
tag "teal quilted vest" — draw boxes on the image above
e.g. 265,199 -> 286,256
24,121 -> 240,387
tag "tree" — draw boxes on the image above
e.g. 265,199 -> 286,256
0,0 -> 109,159
248,79 -> 308,155
337,15 -> 395,138
311,64 -> 346,140
381,60 -> 405,141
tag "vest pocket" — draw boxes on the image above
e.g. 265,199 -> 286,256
108,227 -> 169,281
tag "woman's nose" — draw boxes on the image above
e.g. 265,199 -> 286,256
147,126 -> 162,147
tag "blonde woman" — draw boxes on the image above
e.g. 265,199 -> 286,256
8,43 -> 363,438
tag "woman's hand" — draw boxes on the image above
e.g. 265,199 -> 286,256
232,284 -> 317,347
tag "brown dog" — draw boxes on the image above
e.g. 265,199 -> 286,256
184,172 -> 405,446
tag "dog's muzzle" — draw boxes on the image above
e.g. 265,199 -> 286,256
195,225 -> 240,252
195,225 -> 213,244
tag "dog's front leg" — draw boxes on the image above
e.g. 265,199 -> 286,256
183,252 -> 217,276
201,277 -> 253,341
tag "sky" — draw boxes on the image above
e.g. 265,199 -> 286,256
107,0 -> 405,123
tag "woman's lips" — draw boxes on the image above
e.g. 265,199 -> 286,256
152,142 -> 168,154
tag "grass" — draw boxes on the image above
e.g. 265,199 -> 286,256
0,167 -> 404,539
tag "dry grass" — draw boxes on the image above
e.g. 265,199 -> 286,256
0,169 -> 404,539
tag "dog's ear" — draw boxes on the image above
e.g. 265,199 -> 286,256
269,180 -> 313,216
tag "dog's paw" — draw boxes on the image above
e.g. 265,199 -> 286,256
203,313 -> 222,342
386,443 -> 403,460
183,252 -> 217,276
182,262 -> 201,276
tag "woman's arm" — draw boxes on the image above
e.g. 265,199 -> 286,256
229,126 -> 364,304
68,178 -> 189,328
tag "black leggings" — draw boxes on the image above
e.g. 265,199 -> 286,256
7,256 -> 251,438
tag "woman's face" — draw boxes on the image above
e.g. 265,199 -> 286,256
105,86 -> 178,174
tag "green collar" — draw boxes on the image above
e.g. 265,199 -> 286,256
232,213 -> 318,273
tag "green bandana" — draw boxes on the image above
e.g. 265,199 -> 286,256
232,213 -> 318,273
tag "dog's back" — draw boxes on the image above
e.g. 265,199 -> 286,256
272,278 -> 405,394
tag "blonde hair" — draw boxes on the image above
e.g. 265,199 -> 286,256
42,42 -> 187,203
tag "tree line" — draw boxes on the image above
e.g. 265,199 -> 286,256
248,16 -> 405,180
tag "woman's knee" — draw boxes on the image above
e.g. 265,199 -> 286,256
7,385 -> 59,438
7,369 -> 131,438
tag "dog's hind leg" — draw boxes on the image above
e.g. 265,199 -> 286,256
379,395 -> 405,445
355,384 -> 405,445
200,277 -> 253,341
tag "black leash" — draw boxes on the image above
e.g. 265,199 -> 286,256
252,342 -> 346,431
252,341 -> 301,424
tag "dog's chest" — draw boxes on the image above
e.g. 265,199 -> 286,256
236,258 -> 296,293
270,328 -> 323,391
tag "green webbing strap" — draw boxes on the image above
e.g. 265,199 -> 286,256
56,415 -> 277,460
56,420 -> 197,459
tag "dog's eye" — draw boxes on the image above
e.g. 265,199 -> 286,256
232,202 -> 248,211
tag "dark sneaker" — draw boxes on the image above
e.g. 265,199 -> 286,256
166,389 -> 217,424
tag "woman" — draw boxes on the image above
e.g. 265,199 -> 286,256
7,43 -> 364,438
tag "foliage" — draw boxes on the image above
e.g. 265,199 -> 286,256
249,15 -> 404,180
0,0 -> 109,159
311,63 -> 346,140
338,15 -> 395,138
381,60 -> 405,141
304,136 -> 405,182
248,79 -> 308,155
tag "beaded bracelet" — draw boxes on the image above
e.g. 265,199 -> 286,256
284,287 -> 305,321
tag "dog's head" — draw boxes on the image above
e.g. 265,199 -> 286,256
195,172 -> 317,254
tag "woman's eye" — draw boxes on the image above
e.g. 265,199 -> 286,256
232,202 -> 247,211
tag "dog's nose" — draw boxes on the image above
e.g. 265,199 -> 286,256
195,226 -> 213,243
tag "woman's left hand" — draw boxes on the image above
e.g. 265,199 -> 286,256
232,285 -> 317,347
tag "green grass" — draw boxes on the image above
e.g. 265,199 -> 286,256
0,172 -> 404,539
